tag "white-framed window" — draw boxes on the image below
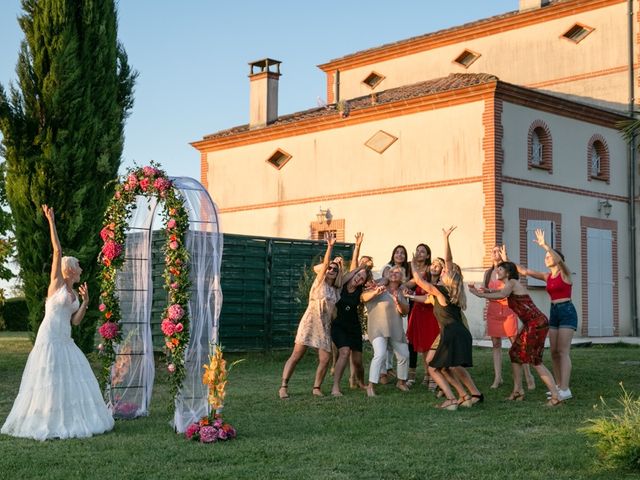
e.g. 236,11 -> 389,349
590,143 -> 601,176
526,219 -> 554,287
531,132 -> 543,166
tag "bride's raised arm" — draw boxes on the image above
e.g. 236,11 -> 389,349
42,205 -> 64,294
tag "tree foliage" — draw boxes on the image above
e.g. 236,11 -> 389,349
0,0 -> 136,351
0,162 -> 16,303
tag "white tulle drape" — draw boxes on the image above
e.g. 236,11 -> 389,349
108,195 -> 157,418
171,177 -> 223,432
106,178 -> 222,430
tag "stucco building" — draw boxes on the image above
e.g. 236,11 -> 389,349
192,0 -> 639,338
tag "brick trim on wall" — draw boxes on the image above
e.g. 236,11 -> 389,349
502,176 -> 628,202
587,133 -> 610,183
518,208 -> 562,288
310,219 -> 345,241
482,97 -> 504,268
579,216 -> 619,336
527,119 -> 553,173
200,152 -> 208,191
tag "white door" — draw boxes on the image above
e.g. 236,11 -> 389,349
587,228 -> 614,336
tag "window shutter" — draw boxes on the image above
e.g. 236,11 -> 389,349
526,220 -> 553,287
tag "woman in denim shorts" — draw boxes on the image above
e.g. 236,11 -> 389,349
507,229 -> 576,402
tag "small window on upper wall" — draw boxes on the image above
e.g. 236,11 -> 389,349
362,71 -> 385,89
587,134 -> 610,183
562,23 -> 594,43
365,130 -> 398,154
266,148 -> 292,170
527,120 -> 553,173
453,49 -> 481,68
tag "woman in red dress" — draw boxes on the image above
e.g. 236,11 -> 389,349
469,261 -> 561,406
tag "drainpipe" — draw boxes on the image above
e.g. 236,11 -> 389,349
628,0 -> 638,336
335,69 -> 340,103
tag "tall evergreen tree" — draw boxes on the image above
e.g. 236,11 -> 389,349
0,0 -> 136,351
0,162 -> 16,303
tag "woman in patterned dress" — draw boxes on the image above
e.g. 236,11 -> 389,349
469,261 -> 561,406
279,234 -> 343,399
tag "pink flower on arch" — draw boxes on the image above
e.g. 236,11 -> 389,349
127,173 -> 138,187
185,423 -> 200,439
167,363 -> 176,373
167,218 -> 177,229
161,319 -> 176,336
169,241 -> 179,250
98,321 -> 119,340
168,304 -> 184,321
174,322 -> 183,333
154,177 -> 171,192
170,282 -> 179,290
98,303 -> 106,312
100,227 -> 114,242
139,178 -> 150,191
143,166 -> 159,177
101,241 -> 123,261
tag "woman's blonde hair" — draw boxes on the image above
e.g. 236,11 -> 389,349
62,256 -> 80,274
442,263 -> 467,310
388,265 -> 407,283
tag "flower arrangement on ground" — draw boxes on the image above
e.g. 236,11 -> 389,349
184,344 -> 242,443
97,162 -> 191,410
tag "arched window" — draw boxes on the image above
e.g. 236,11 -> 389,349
587,134 -> 610,183
527,120 -> 553,172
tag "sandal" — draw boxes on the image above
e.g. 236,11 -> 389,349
546,396 -> 562,407
458,394 -> 473,408
437,398 -> 458,411
471,393 -> 485,405
490,379 -> 503,389
312,386 -> 324,397
278,380 -> 289,399
506,391 -> 525,401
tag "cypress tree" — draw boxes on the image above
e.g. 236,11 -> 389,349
0,0 -> 136,351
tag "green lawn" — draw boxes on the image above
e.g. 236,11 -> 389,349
0,331 -> 639,479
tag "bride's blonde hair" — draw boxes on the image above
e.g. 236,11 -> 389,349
62,256 -> 80,273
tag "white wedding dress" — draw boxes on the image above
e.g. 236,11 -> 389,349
1,285 -> 114,440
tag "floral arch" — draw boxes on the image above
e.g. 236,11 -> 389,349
97,165 -> 223,432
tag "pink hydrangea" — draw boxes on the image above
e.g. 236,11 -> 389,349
199,426 -> 217,443
167,363 -> 176,373
127,173 -> 138,187
169,240 -> 179,250
170,282 -> 179,290
174,322 -> 183,333
98,303 -> 106,312
167,218 -> 177,229
98,321 -> 119,340
142,166 -> 159,177
185,423 -> 200,440
217,429 -> 228,440
161,319 -> 175,336
101,241 -> 123,261
99,227 -> 114,242
139,178 -> 150,191
154,177 -> 171,192
168,304 -> 184,321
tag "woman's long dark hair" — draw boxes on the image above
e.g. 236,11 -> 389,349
387,245 -> 410,278
498,261 -> 519,280
414,243 -> 432,282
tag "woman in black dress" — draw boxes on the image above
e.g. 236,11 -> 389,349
410,227 -> 482,410
330,267 -> 369,396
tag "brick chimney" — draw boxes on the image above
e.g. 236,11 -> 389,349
248,58 -> 281,128
519,0 -> 550,11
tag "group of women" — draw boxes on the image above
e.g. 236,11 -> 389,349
279,226 -> 577,410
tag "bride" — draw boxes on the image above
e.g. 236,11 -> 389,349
1,205 -> 114,440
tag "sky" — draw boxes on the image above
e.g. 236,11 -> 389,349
0,0 -> 518,181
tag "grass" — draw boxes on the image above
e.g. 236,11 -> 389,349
1,331 -> 640,479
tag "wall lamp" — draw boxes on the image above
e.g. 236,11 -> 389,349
597,199 -> 612,218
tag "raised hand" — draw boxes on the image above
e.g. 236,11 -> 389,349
534,228 -> 547,247
78,282 -> 89,304
499,245 -> 509,262
354,232 -> 364,246
325,231 -> 336,247
442,225 -> 457,237
468,284 -> 484,298
42,204 -> 55,224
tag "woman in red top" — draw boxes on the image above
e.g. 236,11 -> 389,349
508,229 -> 576,401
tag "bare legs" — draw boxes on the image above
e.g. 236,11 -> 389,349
548,328 -> 574,391
280,343 -> 331,398
510,361 -> 558,404
490,336 -> 503,388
